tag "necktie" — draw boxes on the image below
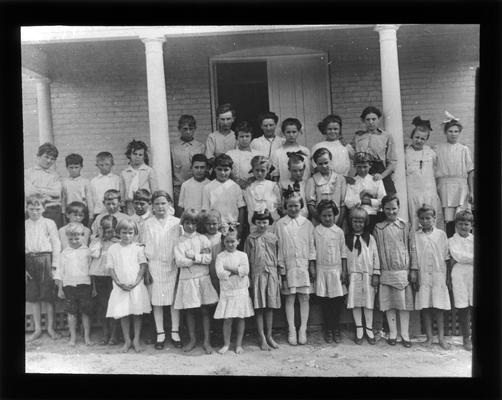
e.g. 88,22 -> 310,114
293,180 -> 300,192
355,234 -> 362,256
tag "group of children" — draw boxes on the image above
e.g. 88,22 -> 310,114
25,103 -> 474,355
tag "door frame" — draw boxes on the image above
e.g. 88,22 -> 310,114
209,48 -> 332,132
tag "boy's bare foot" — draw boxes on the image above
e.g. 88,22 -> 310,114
438,340 -> 451,350
132,340 -> 143,353
235,346 -> 244,354
47,329 -> 61,340
266,336 -> 279,349
69,337 -> 77,347
183,338 -> 197,352
27,330 -> 42,342
420,338 -> 433,348
108,336 -> 119,346
259,339 -> 270,351
203,342 -> 214,354
217,345 -> 229,355
121,341 -> 132,353
84,337 -> 95,346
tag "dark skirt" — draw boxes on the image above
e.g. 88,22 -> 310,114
370,161 -> 396,195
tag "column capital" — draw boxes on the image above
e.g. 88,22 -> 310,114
22,67 -> 51,84
374,24 -> 400,33
140,36 -> 165,55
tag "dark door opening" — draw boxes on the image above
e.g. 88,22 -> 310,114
215,61 -> 269,138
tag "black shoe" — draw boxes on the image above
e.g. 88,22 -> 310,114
387,337 -> 397,346
324,330 -> 333,343
354,325 -> 364,345
402,339 -> 412,348
171,330 -> 183,348
365,327 -> 376,345
333,329 -> 342,343
154,332 -> 165,350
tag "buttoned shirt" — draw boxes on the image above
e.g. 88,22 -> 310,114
61,176 -> 91,212
250,135 -> 286,158
120,164 -> 159,202
25,217 -> 61,267
179,177 -> 210,212
311,140 -> 351,176
54,245 -> 91,287
205,130 -> 236,159
24,165 -> 62,207
349,129 -> 397,168
226,148 -> 260,181
171,139 -> 206,188
89,173 -> 120,215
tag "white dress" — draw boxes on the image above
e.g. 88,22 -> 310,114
413,228 -> 451,310
214,250 -> 255,319
201,179 -> 245,224
313,224 -> 347,298
139,215 -> 181,306
244,180 -> 282,226
405,145 -> 444,230
344,174 -> 386,216
173,232 -> 219,309
106,242 -> 152,319
448,233 -> 474,308
311,140 -> 351,176
270,144 -> 311,187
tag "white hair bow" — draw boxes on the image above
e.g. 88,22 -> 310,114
442,110 -> 460,125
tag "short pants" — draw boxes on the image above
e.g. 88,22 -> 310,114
63,284 -> 93,315
26,252 -> 57,302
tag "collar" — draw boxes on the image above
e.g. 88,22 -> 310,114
375,217 -> 406,230
454,232 -> 473,240
416,225 -> 435,234
67,176 -> 82,181
97,172 -> 114,178
313,171 -> 335,185
126,164 -> 149,172
286,215 -> 307,226
178,138 -> 195,145
345,231 -> 371,250
33,165 -> 53,173
248,230 -> 268,239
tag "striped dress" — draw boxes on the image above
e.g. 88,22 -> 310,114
139,215 -> 181,306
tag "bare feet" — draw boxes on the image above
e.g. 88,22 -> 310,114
203,342 -> 214,354
84,337 -> 95,346
108,336 -> 119,346
27,330 -> 42,342
121,341 -> 132,353
438,340 -> 451,350
69,337 -> 77,347
235,346 -> 244,354
259,339 -> 271,351
421,338 -> 433,348
132,340 -> 143,353
266,335 -> 279,349
218,345 -> 229,355
183,338 -> 197,353
47,329 -> 61,340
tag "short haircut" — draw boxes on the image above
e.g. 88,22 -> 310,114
317,114 -> 343,134
103,189 -> 120,201
443,120 -> 463,133
191,153 -> 208,166
115,218 -> 139,235
258,111 -> 279,125
37,142 -> 58,158
214,153 -> 233,168
216,103 -> 236,118
283,191 -> 304,209
178,114 -> 196,129
317,199 -> 339,217
353,152 -> 372,165
66,201 -> 86,216
416,204 -> 436,218
125,140 -> 149,165
312,147 -> 332,162
180,208 -> 200,225
287,154 -> 306,169
411,125 -> 431,140
65,222 -> 85,237
360,106 -> 382,120
26,193 -> 47,208
96,152 -> 114,163
234,121 -> 252,138
281,117 -> 302,132
381,193 -> 400,208
251,209 -> 274,225
349,206 -> 369,228
151,190 -> 173,204
100,214 -> 118,230
455,209 -> 474,223
133,189 -> 152,203
250,155 -> 271,170
65,153 -> 83,167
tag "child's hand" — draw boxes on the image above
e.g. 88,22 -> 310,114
468,191 -> 474,204
58,288 -> 65,300
341,270 -> 349,286
345,176 -> 356,185
185,249 -> 195,260
372,173 -> 383,181
91,287 -> 97,298
309,266 -> 316,281
281,274 -> 287,289
446,274 -> 452,291
371,274 -> 380,288
409,270 -> 419,292
201,248 -> 211,254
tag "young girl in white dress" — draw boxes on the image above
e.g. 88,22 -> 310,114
278,153 -> 309,218
405,117 -> 444,231
412,205 -> 451,350
214,226 -> 254,354
275,191 -> 316,346
139,190 -> 182,350
106,218 -> 152,353
174,209 -> 219,354
345,207 -> 380,345
434,111 -> 474,237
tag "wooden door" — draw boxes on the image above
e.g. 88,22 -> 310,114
267,54 -> 330,149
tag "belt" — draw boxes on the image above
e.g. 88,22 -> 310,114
26,251 -> 52,257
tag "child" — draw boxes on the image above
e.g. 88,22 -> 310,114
55,223 -> 93,346
61,153 -> 91,226
278,153 -> 309,218
345,207 -> 380,345
91,189 -> 128,238
89,152 -> 120,221
201,209 -> 223,293
270,118 -> 311,187
434,111 -> 474,237
214,227 -> 254,354
171,114 -> 206,208
306,148 -> 346,227
106,218 -> 152,353
139,190 -> 182,349
412,205 -> 451,350
131,189 -> 152,232
58,201 -> 91,248
348,106 -> 397,195
244,210 -> 281,350
405,117 -> 444,231
120,140 -> 159,216
311,114 -> 351,177
244,156 -> 281,229
313,200 -> 347,344
24,142 -> 63,228
447,210 -> 474,351
89,215 -> 119,345
174,209 -> 219,354
178,154 -> 211,215
205,103 -> 237,167
275,191 -> 316,346
201,154 -> 245,234
226,121 -> 260,189
344,152 -> 386,233
250,111 -> 285,159
373,194 -> 418,347
25,194 -> 62,341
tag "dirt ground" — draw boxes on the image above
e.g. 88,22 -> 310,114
25,328 -> 471,377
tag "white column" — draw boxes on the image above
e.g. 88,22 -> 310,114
34,77 -> 54,145
374,24 -> 408,221
141,36 -> 173,197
